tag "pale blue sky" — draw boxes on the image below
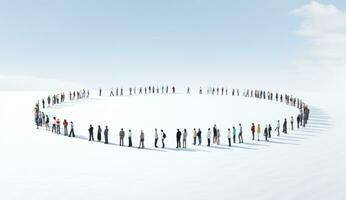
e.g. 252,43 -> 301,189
0,0 -> 345,89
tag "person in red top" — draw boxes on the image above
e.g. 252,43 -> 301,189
63,119 -> 68,136
251,123 -> 255,140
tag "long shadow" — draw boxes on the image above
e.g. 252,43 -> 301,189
268,140 -> 300,145
164,147 -> 210,153
207,144 -> 233,150
242,142 -> 270,147
273,136 -> 302,142
279,135 -> 306,140
230,145 -> 258,150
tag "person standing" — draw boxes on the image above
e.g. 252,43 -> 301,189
63,120 -> 68,136
227,128 -> 231,146
52,117 -> 57,133
268,124 -> 272,138
154,128 -> 159,148
213,124 -> 217,144
290,116 -> 294,131
119,128 -> 125,146
238,123 -> 243,143
176,129 -> 182,148
275,120 -> 280,136
251,123 -> 255,140
297,114 -> 300,129
283,118 -> 287,134
161,129 -> 166,148
97,125 -> 102,142
207,128 -> 211,146
45,115 -> 50,131
88,125 -> 94,141
138,130 -> 145,148
56,119 -> 61,134
193,128 -> 197,145
264,125 -> 269,141
128,129 -> 132,147
110,88 -> 114,96
69,121 -> 75,137
232,126 -> 236,143
104,126 -> 109,144
183,129 -> 188,148
197,128 -> 202,145
216,129 -> 220,145
256,124 -> 261,141
99,88 -> 102,96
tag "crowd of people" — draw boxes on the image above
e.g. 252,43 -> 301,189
33,86 -> 310,150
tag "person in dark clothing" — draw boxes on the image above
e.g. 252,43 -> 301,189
128,129 -> 132,147
268,124 -> 272,138
154,128 -> 159,148
119,128 -> 125,146
213,124 -> 217,144
161,129 -> 166,148
104,126 -> 109,144
69,121 -> 75,137
97,125 -> 102,142
88,125 -> 94,141
264,125 -> 269,141
99,88 -> 102,96
251,123 -> 255,140
283,118 -> 287,134
297,114 -> 300,129
176,129 -> 182,148
197,128 -> 202,145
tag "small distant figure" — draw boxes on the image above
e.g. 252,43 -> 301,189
56,119 -> 61,134
104,126 -> 109,144
264,125 -> 269,141
251,123 -> 255,140
238,123 -> 243,143
176,129 -> 182,148
193,128 -> 197,145
63,120 -> 68,136
213,124 -> 217,144
119,128 -> 125,146
207,128 -> 211,146
199,87 -> 202,94
69,121 -> 75,137
97,125 -> 102,142
88,125 -> 94,141
256,124 -> 261,141
187,87 -> 190,94
227,128 -> 231,146
197,128 -> 202,145
268,124 -> 272,138
275,120 -> 280,136
128,129 -> 132,147
110,88 -> 114,96
138,130 -> 145,148
52,117 -> 57,133
296,114 -> 300,129
283,118 -> 287,134
99,88 -> 102,96
154,128 -> 159,148
45,115 -> 50,131
183,129 -> 188,148
290,116 -> 294,131
216,129 -> 220,145
232,126 -> 236,143
161,129 -> 166,148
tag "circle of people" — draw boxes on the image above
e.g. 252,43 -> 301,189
34,86 -> 310,149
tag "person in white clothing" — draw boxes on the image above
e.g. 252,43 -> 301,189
207,128 -> 211,146
227,128 -> 231,146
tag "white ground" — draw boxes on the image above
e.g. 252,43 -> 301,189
0,89 -> 345,200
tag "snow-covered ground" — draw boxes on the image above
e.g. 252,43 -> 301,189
0,89 -> 345,200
